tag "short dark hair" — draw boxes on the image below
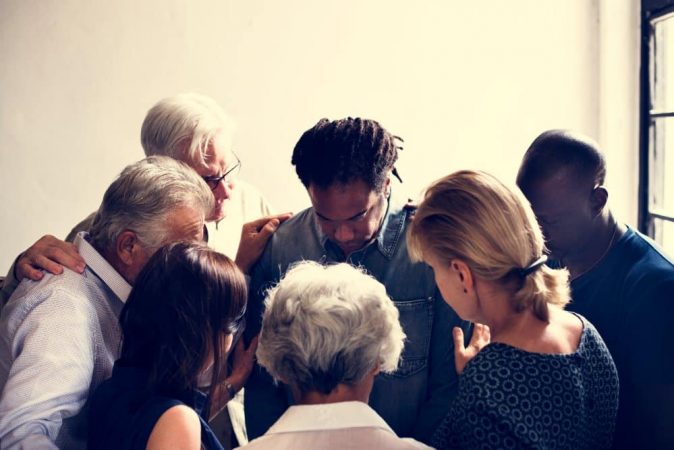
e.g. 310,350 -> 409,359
291,117 -> 402,192
118,241 -> 247,418
516,130 -> 607,190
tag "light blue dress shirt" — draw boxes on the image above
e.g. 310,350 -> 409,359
0,232 -> 130,450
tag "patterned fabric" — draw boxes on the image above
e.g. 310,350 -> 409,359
0,233 -> 129,450
432,315 -> 618,450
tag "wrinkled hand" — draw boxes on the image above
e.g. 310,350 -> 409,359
15,235 -> 85,282
453,323 -> 490,375
235,213 -> 292,273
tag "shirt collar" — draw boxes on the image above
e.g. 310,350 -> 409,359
265,401 -> 395,435
74,232 -> 132,303
316,189 -> 409,260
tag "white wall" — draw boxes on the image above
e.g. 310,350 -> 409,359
0,0 -> 639,273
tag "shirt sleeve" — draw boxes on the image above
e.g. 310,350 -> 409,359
0,288 -> 96,449
0,216 -> 92,311
0,258 -> 21,310
412,289 -> 469,443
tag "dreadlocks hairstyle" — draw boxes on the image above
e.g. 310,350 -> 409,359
291,117 -> 403,193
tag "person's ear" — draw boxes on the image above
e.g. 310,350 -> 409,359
115,230 -> 143,267
590,186 -> 608,216
451,259 -> 474,294
370,361 -> 381,377
383,176 -> 392,198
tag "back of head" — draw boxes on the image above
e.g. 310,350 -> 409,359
119,242 -> 247,408
516,129 -> 607,191
88,155 -> 214,253
291,117 -> 402,192
408,170 -> 570,321
256,261 -> 405,395
140,93 -> 234,164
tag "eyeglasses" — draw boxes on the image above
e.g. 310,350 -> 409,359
202,154 -> 242,191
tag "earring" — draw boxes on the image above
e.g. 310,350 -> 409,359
463,288 -> 467,294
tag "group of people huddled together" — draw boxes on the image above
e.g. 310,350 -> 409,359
0,93 -> 672,450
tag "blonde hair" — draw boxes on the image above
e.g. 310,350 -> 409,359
408,170 -> 569,321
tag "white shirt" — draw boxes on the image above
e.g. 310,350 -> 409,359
207,179 -> 273,258
237,401 -> 434,450
0,233 -> 130,450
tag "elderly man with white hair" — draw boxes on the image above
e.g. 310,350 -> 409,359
0,92 -> 289,305
0,156 -> 214,449
240,261 -> 432,450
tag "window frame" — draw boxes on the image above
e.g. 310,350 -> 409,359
639,0 -> 674,243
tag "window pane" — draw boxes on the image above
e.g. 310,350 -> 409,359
652,218 -> 674,256
652,12 -> 674,111
649,117 -> 674,215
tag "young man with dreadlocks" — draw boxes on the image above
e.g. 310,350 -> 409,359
243,117 -> 468,445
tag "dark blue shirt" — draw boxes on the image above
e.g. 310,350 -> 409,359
88,363 -> 223,450
565,227 -> 674,449
432,315 -> 619,449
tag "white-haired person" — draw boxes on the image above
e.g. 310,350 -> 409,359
1,92 -> 291,304
407,170 -> 619,449
0,93 -> 289,447
240,261 -> 432,450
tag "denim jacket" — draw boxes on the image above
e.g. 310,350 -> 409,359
244,194 -> 467,445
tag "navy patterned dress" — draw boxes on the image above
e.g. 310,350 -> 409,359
432,314 -> 618,449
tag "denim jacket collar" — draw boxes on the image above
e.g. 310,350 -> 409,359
316,190 -> 409,261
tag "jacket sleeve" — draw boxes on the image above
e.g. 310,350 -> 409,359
413,288 -> 470,444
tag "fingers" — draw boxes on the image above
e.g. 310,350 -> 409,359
470,323 -> 491,349
234,336 -> 246,356
16,235 -> 85,281
245,212 -> 293,231
247,334 -> 260,354
17,260 -> 47,281
257,219 -> 280,239
453,326 -> 465,356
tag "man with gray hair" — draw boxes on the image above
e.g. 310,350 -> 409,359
1,92 -> 289,304
0,156 -> 213,449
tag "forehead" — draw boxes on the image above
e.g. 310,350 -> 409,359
164,206 -> 204,240
523,169 -> 593,218
308,180 -> 378,220
182,131 -> 235,174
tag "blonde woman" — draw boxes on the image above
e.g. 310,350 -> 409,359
408,170 -> 618,449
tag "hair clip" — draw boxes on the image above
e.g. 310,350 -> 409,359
519,255 -> 548,277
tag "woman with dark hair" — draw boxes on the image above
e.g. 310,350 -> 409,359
88,241 -> 256,450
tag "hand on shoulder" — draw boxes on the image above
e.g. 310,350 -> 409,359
16,235 -> 85,282
453,324 -> 490,375
235,213 -> 293,273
